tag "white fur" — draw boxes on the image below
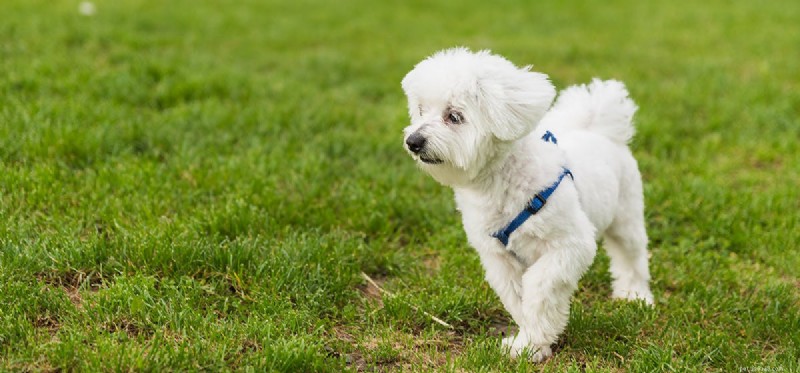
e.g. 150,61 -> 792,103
401,48 -> 654,362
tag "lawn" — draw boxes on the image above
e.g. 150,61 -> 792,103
1,0 -> 798,371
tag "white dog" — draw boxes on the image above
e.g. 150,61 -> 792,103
401,48 -> 654,362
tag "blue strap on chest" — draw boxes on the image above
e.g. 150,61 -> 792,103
490,131 -> 573,246
541,130 -> 558,144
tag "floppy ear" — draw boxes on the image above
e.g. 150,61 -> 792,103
476,66 -> 556,141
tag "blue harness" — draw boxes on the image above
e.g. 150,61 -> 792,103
491,131 -> 574,246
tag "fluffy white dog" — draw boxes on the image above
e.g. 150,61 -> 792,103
401,48 -> 654,362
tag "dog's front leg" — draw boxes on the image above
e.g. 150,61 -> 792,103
506,237 -> 596,362
477,250 -> 527,327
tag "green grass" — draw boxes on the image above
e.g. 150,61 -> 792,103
1,0 -> 798,371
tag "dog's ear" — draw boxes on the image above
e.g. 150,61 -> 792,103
476,66 -> 556,141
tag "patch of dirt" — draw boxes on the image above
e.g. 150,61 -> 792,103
37,270 -> 105,291
217,272 -> 253,302
357,273 -> 387,308
329,326 -> 467,372
326,327 -> 369,372
750,157 -> 783,171
37,270 -> 107,310
421,255 -> 441,274
241,338 -> 261,352
33,314 -> 61,336
103,319 -> 150,337
64,286 -> 84,309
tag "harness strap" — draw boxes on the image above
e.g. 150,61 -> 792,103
541,130 -> 558,144
490,130 -> 573,246
491,168 -> 573,246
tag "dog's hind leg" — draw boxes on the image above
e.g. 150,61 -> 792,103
603,195 -> 654,304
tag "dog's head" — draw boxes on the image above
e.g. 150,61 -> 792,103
401,48 -> 556,186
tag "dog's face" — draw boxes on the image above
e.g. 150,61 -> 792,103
401,48 -> 556,186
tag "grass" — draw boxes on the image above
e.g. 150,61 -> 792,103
1,0 -> 798,371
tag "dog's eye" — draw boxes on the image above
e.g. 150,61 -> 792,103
418,105 -> 423,116
446,110 -> 463,124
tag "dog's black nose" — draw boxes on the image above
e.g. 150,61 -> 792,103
406,132 -> 426,154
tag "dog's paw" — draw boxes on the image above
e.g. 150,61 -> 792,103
612,285 -> 654,305
501,335 -> 553,362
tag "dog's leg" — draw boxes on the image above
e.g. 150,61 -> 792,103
603,218 -> 653,305
507,238 -> 596,362
478,251 -> 541,359
478,251 -> 526,325
602,166 -> 654,305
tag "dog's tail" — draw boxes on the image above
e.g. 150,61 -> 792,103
539,79 -> 637,145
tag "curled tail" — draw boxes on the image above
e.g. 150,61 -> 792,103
539,79 -> 638,145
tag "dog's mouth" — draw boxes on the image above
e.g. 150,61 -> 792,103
419,155 -> 443,164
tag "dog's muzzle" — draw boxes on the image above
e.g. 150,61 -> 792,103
405,131 -> 442,164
